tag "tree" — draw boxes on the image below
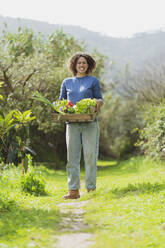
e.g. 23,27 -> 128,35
99,93 -> 141,159
0,27 -> 106,163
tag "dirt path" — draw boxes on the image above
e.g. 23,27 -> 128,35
54,200 -> 96,248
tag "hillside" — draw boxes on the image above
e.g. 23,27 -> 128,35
1,15 -> 165,68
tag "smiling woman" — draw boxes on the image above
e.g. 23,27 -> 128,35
59,52 -> 103,199
69,53 -> 96,77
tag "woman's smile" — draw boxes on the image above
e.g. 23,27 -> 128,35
76,56 -> 88,76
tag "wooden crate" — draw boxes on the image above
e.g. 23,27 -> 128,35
52,113 -> 97,123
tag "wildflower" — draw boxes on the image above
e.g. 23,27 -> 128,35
68,101 -> 74,107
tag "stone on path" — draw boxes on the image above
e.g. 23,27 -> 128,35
54,200 -> 96,248
57,233 -> 94,248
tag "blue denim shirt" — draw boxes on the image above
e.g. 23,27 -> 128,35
59,75 -> 103,104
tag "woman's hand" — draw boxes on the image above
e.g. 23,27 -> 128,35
96,99 -> 103,112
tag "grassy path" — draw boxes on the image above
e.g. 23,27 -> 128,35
55,200 -> 95,248
1,156 -> 165,247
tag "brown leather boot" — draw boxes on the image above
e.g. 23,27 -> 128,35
62,190 -> 80,199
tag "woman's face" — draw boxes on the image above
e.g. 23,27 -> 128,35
76,56 -> 88,76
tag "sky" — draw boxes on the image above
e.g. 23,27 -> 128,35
0,0 -> 165,37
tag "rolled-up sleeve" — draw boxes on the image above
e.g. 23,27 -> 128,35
59,80 -> 67,100
93,78 -> 103,99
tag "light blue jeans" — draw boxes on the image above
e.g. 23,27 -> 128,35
66,121 -> 99,190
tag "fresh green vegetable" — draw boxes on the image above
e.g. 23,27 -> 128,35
74,98 -> 97,114
33,92 -> 97,114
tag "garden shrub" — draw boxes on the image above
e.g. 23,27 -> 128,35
21,172 -> 46,196
21,155 -> 46,196
137,101 -> 165,159
0,193 -> 15,212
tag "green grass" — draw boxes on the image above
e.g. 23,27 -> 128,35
0,165 -> 67,248
1,156 -> 165,247
82,157 -> 165,248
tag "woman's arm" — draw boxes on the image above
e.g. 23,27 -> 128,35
59,80 -> 67,100
96,98 -> 103,112
93,78 -> 103,111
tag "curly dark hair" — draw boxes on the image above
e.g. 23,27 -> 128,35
68,52 -> 96,76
